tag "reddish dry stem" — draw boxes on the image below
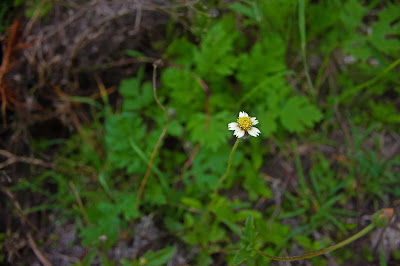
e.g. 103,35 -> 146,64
0,19 -> 33,127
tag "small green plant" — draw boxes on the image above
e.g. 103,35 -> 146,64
5,0 -> 399,265
233,209 -> 393,264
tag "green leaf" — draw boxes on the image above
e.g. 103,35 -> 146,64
80,202 -> 121,249
369,4 -> 400,55
194,16 -> 240,77
187,112 -> 230,152
237,37 -> 287,90
369,101 -> 400,124
105,113 -> 147,174
125,49 -> 145,58
243,215 -> 257,245
257,112 -> 277,138
228,1 -> 256,20
280,97 -> 322,133
255,220 -> 291,246
181,197 -> 202,209
161,67 -> 204,119
117,192 -> 141,221
119,69 -> 153,112
145,183 -> 167,206
242,162 -> 272,200
340,0 -> 367,31
233,248 -> 252,265
233,215 -> 258,265
258,0 -> 297,32
142,246 -> 176,266
165,37 -> 197,68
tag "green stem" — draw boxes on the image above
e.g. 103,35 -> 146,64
253,223 -> 375,261
213,138 -> 240,196
200,138 -> 241,224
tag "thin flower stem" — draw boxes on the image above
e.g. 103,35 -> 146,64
200,138 -> 241,224
213,138 -> 241,196
253,223 -> 375,261
136,61 -> 169,210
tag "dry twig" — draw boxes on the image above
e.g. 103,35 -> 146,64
0,149 -> 54,170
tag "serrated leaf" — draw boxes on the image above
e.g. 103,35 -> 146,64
117,193 -> 141,221
165,37 -> 197,68
119,69 -> 153,112
187,112 -> 230,152
80,202 -> 121,249
161,68 -> 204,119
369,5 -> 400,54
243,215 -> 257,244
237,37 -> 287,89
233,248 -> 251,265
194,16 -> 240,77
105,113 -> 147,173
280,97 -> 322,133
340,0 -> 367,30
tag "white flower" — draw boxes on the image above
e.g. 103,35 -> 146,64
228,111 -> 260,138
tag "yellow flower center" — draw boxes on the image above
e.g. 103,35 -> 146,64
237,116 -> 253,131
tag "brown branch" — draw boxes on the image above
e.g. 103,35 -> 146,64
27,233 -> 52,266
0,20 -> 20,127
69,181 -> 88,223
0,149 -> 55,170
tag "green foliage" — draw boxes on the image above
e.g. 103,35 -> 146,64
344,124 -> 400,204
13,0 -> 399,265
80,202 -> 121,249
282,150 -> 357,236
280,97 -> 322,133
187,112 -> 231,151
234,215 -> 258,265
194,16 -> 241,77
120,246 -> 176,266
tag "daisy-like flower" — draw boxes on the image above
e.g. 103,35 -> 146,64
228,111 -> 260,138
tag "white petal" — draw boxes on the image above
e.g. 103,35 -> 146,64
247,127 -> 260,137
234,128 -> 245,138
251,117 -> 259,125
239,111 -> 249,118
228,122 -> 239,131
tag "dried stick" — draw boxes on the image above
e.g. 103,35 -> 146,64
0,149 -> 54,170
69,181 -> 88,223
27,233 -> 52,266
